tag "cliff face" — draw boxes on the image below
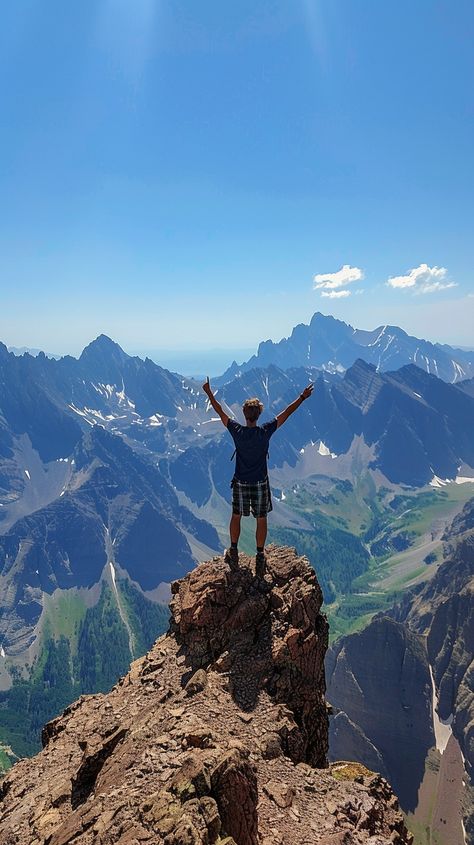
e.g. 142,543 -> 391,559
0,546 -> 411,845
390,531 -> 474,781
326,499 -> 474,843
326,616 -> 434,812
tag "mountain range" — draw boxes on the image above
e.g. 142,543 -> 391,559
218,312 -> 474,384
0,425 -> 218,657
1,313 -> 474,766
170,358 -> 474,504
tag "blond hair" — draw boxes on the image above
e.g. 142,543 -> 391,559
243,397 -> 263,422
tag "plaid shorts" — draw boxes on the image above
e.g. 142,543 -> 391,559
231,476 -> 273,518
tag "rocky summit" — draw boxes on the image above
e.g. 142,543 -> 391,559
0,546 -> 412,845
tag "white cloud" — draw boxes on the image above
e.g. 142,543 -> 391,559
320,289 -> 351,299
419,280 -> 457,294
386,263 -> 456,294
313,264 -> 363,291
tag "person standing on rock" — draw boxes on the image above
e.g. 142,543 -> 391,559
202,377 -> 314,576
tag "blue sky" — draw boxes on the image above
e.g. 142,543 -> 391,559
1,0 -> 473,356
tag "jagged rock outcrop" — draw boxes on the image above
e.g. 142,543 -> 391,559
0,546 -> 412,845
169,545 -> 329,767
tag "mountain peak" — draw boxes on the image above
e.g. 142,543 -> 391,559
220,312 -> 474,384
309,311 -> 350,329
345,357 -> 377,377
79,334 -> 129,363
0,546 -> 412,845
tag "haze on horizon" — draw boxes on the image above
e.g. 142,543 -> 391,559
1,1 -> 473,352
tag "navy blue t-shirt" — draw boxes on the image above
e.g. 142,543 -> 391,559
227,418 -> 278,482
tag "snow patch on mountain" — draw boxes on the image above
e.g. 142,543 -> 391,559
452,361 -> 466,382
148,414 -> 164,426
367,326 -> 387,347
430,473 -> 474,487
430,475 -> 450,488
321,361 -> 346,375
318,441 -> 338,459
430,665 -> 453,755
116,382 -> 136,409
92,383 -> 116,398
68,404 -> 95,425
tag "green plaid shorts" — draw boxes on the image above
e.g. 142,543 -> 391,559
231,476 -> 273,518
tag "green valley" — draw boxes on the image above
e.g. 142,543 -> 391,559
0,578 -> 169,768
267,475 -> 474,642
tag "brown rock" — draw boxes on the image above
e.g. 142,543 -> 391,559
170,545 -> 329,767
162,797 -> 220,845
0,546 -> 412,845
259,732 -> 283,760
263,780 -> 295,808
185,669 -> 208,696
169,754 -> 211,801
318,833 -> 357,845
183,729 -> 214,749
211,749 -> 258,845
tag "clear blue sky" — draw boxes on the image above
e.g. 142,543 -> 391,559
1,0 -> 473,355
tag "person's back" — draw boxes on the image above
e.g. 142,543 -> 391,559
201,380 -> 313,579
227,417 -> 277,482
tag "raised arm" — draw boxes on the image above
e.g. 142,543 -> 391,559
276,383 -> 313,428
202,377 -> 229,427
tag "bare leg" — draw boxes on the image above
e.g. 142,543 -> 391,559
256,516 -> 267,549
230,512 -> 242,545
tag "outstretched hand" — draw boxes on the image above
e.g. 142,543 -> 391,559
301,383 -> 314,400
202,376 -> 212,396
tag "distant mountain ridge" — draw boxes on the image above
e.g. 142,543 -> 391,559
170,358 -> 474,500
1,325 -> 474,764
7,346 -> 60,360
0,337 -> 223,757
2,330 -> 474,544
0,425 -> 219,657
218,312 -> 474,384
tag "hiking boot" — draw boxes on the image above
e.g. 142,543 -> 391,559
224,547 -> 239,567
255,550 -> 266,579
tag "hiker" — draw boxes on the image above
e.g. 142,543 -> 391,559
202,377 -> 314,576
